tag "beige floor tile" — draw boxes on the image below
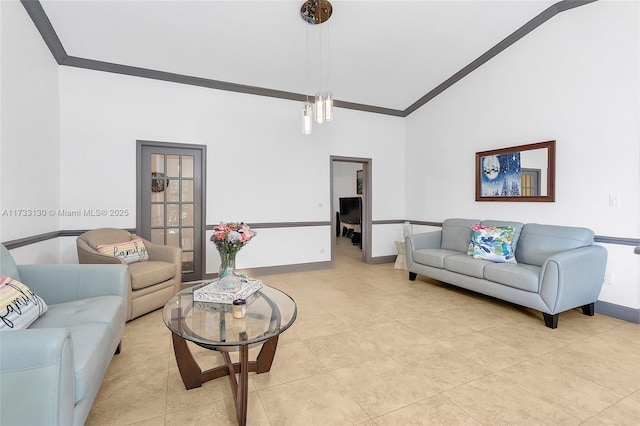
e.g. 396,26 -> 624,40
165,391 -> 270,426
289,310 -> 348,341
439,331 -> 532,372
356,320 -> 437,357
574,331 -> 640,366
496,357 -> 624,421
85,370 -> 168,425
393,343 -> 491,393
443,374 -> 580,425
258,373 -> 369,425
393,308 -> 476,343
369,394 -> 481,425
128,416 -> 166,426
479,321 -> 573,356
608,321 -> 640,339
251,340 -> 327,390
322,302 -> 397,328
304,329 -> 385,370
534,309 -> 631,341
331,357 -> 438,417
439,300 -> 532,330
539,344 -> 640,396
581,390 -> 640,425
165,368 -> 236,414
88,254 -> 640,425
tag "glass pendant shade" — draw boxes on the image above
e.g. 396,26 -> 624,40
324,91 -> 333,121
302,102 -> 313,135
314,93 -> 325,124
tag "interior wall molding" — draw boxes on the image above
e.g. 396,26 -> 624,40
595,300 -> 640,324
20,0 -> 597,118
3,221 -> 637,251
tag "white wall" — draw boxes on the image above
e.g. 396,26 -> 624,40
0,0 -> 60,249
405,0 -> 640,309
57,67 -> 405,271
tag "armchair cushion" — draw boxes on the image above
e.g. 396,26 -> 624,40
128,260 -> 176,290
1,276 -> 48,331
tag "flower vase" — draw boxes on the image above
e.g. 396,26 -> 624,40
218,251 -> 242,291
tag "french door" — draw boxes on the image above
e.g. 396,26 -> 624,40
137,141 -> 206,283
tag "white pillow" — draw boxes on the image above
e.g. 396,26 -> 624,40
0,276 -> 48,331
96,238 -> 149,264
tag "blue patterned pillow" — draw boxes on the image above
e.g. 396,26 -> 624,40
468,225 -> 517,263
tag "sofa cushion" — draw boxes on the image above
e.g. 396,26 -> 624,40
441,218 -> 481,253
128,260 -> 175,290
483,263 -> 541,292
468,225 -> 517,263
413,249 -> 460,269
444,254 -> 490,279
0,276 -> 48,331
96,238 -> 149,264
480,220 -> 524,253
29,296 -> 123,403
517,224 -> 595,266
30,296 -> 124,329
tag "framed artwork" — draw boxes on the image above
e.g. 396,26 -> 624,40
475,140 -> 555,202
356,170 -> 363,195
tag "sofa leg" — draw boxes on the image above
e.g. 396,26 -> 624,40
409,272 -> 417,281
115,342 -> 122,355
581,303 -> 595,316
543,313 -> 558,329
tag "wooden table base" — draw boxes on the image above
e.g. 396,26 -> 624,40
171,333 -> 279,426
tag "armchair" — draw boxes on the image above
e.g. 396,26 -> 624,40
77,228 -> 182,321
0,244 -> 127,426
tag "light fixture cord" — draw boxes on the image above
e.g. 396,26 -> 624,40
306,14 -> 309,103
319,8 -> 323,93
327,14 -> 330,92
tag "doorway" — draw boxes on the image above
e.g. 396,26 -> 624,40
137,141 -> 206,282
330,156 -> 372,264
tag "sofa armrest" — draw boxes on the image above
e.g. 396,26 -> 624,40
405,231 -> 443,268
539,245 -> 608,313
17,264 -> 128,305
0,329 -> 75,426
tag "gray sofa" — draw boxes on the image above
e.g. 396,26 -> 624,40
405,219 -> 608,328
0,244 -> 127,425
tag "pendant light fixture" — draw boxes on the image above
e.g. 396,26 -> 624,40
300,0 -> 333,134
302,102 -> 313,135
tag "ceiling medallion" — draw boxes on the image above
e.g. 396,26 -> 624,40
300,0 -> 333,25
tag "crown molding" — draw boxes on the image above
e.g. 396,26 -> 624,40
21,0 -> 597,117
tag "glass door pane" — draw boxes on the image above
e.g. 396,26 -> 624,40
140,143 -> 203,282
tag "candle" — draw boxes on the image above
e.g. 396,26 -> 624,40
232,299 -> 246,319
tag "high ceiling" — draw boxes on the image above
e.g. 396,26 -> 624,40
35,0 -> 568,113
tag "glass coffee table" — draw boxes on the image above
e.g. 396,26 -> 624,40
163,282 -> 297,426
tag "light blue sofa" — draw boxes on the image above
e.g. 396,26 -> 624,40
0,244 -> 127,425
405,219 -> 608,328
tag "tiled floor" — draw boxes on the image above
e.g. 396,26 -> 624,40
87,238 -> 640,425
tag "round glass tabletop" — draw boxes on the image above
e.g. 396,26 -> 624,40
163,282 -> 297,348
